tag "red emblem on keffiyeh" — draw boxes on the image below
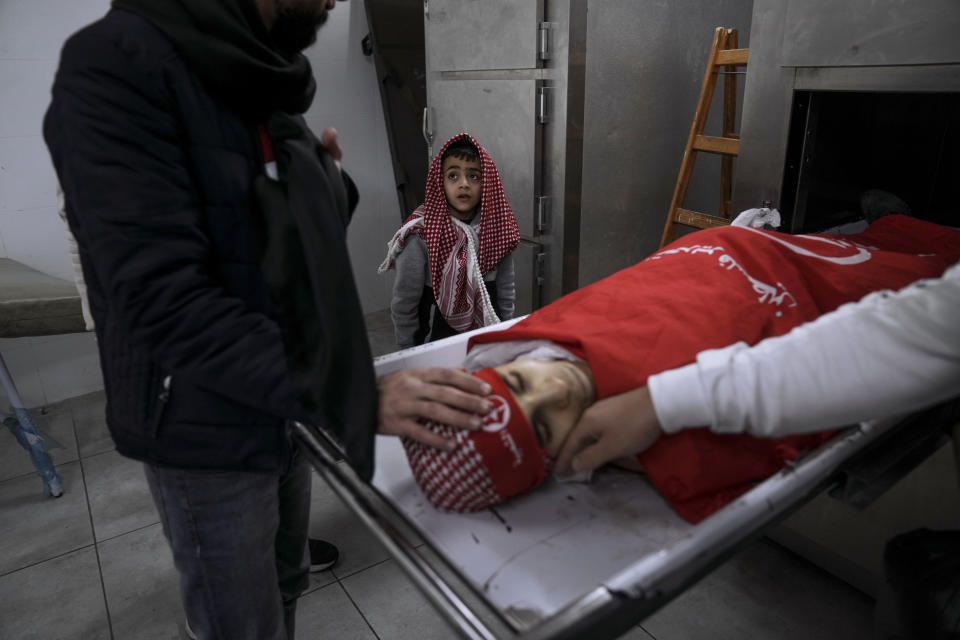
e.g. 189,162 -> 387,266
402,368 -> 548,512
481,395 -> 511,432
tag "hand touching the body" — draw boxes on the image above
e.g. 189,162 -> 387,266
554,386 -> 663,476
378,368 -> 492,451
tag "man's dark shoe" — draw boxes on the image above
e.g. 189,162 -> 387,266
309,538 -> 340,572
883,528 -> 960,639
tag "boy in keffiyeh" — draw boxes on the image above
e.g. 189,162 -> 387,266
379,133 -> 521,348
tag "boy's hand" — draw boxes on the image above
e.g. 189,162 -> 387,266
554,386 -> 663,476
377,368 -> 492,451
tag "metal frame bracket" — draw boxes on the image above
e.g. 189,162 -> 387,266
422,106 -> 435,158
537,22 -> 553,61
535,196 -> 552,234
537,86 -> 551,124
535,251 -> 547,286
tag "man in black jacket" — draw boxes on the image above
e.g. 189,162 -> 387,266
44,1 -> 491,638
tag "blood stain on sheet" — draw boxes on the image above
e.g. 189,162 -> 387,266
489,507 -> 512,533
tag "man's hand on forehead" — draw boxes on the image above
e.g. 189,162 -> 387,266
377,368 -> 493,451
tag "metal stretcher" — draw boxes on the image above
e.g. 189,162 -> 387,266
293,323 -> 957,640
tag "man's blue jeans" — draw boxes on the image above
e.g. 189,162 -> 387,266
144,443 -> 311,640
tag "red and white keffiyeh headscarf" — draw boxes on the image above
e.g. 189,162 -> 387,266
378,133 -> 520,332
402,367 -> 549,512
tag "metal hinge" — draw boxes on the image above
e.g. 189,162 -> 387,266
423,0 -> 429,20
535,196 -> 551,234
535,252 -> 547,286
537,23 -> 552,61
536,86 -> 551,124
422,106 -> 434,157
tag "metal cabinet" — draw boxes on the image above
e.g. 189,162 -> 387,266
782,0 -> 960,67
426,79 -> 542,237
419,0 -> 761,306
423,0 -> 566,314
425,0 -> 543,72
512,240 -> 543,317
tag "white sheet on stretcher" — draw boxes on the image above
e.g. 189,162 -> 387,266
371,323 -> 696,626
374,435 -> 691,625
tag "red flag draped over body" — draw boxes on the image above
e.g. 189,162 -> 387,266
469,215 -> 960,522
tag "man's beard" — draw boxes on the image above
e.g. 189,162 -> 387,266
270,1 -> 330,55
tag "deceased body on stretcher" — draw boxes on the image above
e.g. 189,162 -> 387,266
354,214 -> 960,631
398,214 -> 960,524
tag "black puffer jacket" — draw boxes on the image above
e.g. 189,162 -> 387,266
44,9 -> 358,472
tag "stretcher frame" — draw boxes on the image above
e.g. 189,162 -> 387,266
293,323 -> 958,640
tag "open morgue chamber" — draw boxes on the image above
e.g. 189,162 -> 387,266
732,0 -> 960,596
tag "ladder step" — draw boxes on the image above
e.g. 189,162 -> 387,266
674,208 -> 731,230
714,48 -> 749,66
659,27 -> 745,249
693,135 -> 739,155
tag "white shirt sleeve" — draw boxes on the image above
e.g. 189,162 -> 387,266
648,262 -> 960,437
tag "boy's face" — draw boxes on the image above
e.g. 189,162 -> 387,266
441,155 -> 482,221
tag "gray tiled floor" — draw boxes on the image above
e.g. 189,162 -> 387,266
0,313 -> 879,639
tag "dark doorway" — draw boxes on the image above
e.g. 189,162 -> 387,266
781,91 -> 959,232
364,1 -> 428,221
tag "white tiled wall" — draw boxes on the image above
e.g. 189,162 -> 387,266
302,1 -> 399,314
0,3 -> 102,280
0,0 -> 398,408
0,0 -> 109,408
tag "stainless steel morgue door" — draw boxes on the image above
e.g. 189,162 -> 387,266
423,0 -> 584,315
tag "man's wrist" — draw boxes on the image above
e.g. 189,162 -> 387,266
647,363 -> 712,433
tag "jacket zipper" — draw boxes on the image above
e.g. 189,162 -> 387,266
150,375 -> 172,437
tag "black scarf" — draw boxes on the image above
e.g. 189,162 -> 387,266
112,0 -> 379,480
113,0 -> 315,115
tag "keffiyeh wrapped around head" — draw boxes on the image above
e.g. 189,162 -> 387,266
402,368 -> 549,512
379,133 -> 520,332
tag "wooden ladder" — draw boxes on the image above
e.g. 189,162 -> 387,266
659,27 -> 748,249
